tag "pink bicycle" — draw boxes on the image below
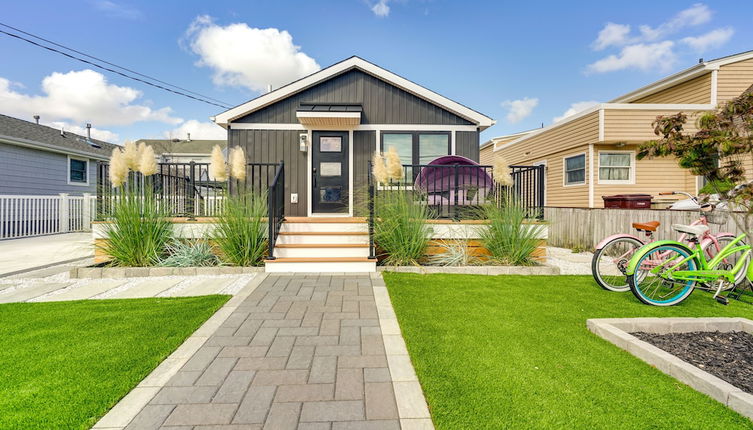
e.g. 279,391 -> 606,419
592,192 -> 736,292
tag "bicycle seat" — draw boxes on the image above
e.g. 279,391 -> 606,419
672,224 -> 709,237
632,221 -> 660,232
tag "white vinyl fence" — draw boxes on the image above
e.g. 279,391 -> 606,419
0,194 -> 97,240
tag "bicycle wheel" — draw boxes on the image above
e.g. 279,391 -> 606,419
592,237 -> 643,292
705,234 -> 750,286
628,244 -> 697,306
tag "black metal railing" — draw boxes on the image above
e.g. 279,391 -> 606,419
510,165 -> 546,219
97,161 -> 280,218
368,161 -> 376,259
266,162 -> 285,260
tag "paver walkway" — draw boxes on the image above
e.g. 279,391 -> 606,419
126,273 -> 422,429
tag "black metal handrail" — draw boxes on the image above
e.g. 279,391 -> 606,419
368,160 -> 376,259
266,161 -> 285,260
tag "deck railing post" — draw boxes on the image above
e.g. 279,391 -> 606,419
187,161 -> 196,218
368,161 -> 375,259
453,164 -> 460,221
537,164 -> 545,219
58,193 -> 69,233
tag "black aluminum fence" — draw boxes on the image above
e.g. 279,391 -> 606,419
510,165 -> 546,219
266,162 -> 285,260
97,162 -> 280,218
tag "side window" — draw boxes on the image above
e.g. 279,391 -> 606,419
564,154 -> 585,185
69,158 -> 88,184
599,152 -> 633,183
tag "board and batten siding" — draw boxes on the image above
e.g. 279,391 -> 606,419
0,142 -> 99,195
234,69 -> 473,126
230,129 -> 308,216
353,130 -> 376,216
455,131 -> 480,162
717,57 -> 753,103
632,73 -> 712,104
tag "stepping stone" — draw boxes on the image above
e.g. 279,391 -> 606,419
0,282 -> 72,303
37,279 -> 127,302
109,278 -> 182,299
171,277 -> 234,297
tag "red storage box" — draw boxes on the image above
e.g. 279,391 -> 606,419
602,194 -> 652,209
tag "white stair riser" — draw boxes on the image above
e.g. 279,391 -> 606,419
273,247 -> 370,258
265,261 -> 376,273
277,235 -> 369,245
281,223 -> 368,233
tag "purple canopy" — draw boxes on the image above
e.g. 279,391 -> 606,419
414,155 -> 493,192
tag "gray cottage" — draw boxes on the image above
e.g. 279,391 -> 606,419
0,114 -> 118,196
212,56 -> 495,217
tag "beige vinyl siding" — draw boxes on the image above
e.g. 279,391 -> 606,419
593,144 -> 696,207
479,144 -> 494,165
632,74 -> 712,104
716,57 -> 753,103
602,109 -> 704,142
545,147 -> 591,207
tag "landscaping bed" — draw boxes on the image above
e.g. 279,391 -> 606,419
0,295 -> 229,429
633,330 -> 753,395
383,273 -> 753,429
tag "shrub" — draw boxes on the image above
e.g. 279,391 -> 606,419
427,239 -> 480,266
160,240 -> 220,267
374,190 -> 432,266
213,192 -> 267,266
100,186 -> 173,267
477,198 -> 544,266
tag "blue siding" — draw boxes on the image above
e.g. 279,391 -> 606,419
0,143 -> 99,195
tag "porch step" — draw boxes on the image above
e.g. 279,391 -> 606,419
273,244 -> 370,259
264,257 -> 377,273
285,217 -> 367,223
277,231 -> 369,245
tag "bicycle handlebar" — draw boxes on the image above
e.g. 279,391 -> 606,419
660,191 -> 698,203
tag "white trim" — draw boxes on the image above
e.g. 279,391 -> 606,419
710,69 -> 718,106
213,57 -> 494,129
67,155 -> 90,186
563,152 -> 587,188
532,160 -> 548,206
598,109 -> 605,142
451,130 -> 456,155
295,111 -> 361,119
348,129 -> 354,217
610,65 -> 709,103
229,123 -> 479,132
0,135 -> 110,161
596,150 -> 636,185
306,131 -> 353,217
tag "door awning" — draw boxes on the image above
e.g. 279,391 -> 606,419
296,103 -> 362,128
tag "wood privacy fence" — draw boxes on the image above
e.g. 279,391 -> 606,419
0,194 -> 97,240
545,206 -> 748,250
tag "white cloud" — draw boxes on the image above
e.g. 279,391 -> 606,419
371,0 -> 390,17
0,70 -> 181,127
681,27 -> 734,53
639,3 -> 711,41
587,41 -> 677,74
553,101 -> 600,123
184,15 -> 320,93
592,23 -> 631,51
501,97 -> 539,124
48,121 -> 120,142
164,119 -> 226,140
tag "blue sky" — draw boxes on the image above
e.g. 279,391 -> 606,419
1,1 -> 751,144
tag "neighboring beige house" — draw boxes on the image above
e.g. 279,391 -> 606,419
479,130 -> 535,165
490,50 -> 753,208
136,138 -> 227,163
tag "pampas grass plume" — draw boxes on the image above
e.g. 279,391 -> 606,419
372,152 -> 388,185
386,146 -> 404,182
229,146 -> 247,180
209,145 -> 228,181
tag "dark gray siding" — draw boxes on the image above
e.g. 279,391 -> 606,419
0,143 -> 99,195
230,129 -> 308,216
235,69 -> 473,126
456,131 -> 480,162
353,131 -> 375,216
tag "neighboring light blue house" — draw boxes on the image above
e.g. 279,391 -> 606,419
0,114 -> 119,196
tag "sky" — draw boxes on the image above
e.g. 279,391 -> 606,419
1,0 -> 751,145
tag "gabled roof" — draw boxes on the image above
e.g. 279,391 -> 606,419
481,129 -> 537,150
0,113 -> 119,160
212,56 -> 495,130
136,139 -> 226,155
611,49 -> 753,103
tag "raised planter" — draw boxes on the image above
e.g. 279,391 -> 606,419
378,265 -> 559,275
69,266 -> 264,279
588,317 -> 753,420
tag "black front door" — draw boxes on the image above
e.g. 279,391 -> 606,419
312,131 -> 349,213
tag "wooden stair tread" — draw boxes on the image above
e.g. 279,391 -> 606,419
285,217 -> 367,223
265,257 -> 376,263
274,244 -> 370,248
278,231 -> 369,236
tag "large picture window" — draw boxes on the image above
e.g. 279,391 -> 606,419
381,132 -> 450,179
564,154 -> 586,185
68,157 -> 88,185
599,152 -> 633,183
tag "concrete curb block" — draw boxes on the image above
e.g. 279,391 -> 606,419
92,273 -> 268,429
70,266 -> 264,279
372,273 -> 435,428
588,317 -> 753,420
377,265 -> 560,275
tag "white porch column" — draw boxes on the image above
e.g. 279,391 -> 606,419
82,193 -> 93,231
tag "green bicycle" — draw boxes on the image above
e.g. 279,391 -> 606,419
625,222 -> 753,306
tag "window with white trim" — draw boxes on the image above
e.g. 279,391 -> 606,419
68,157 -> 88,184
599,152 -> 633,183
564,154 -> 585,185
381,132 -> 450,179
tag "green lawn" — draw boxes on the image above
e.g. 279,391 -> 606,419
0,295 -> 229,429
383,273 -> 753,430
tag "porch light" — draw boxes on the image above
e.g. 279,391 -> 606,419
299,133 -> 308,152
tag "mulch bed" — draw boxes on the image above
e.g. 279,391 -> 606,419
632,330 -> 753,394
